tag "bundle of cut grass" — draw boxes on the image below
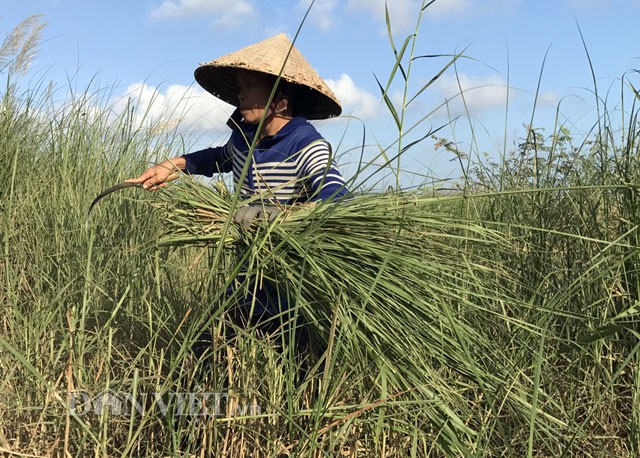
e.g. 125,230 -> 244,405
152,177 -> 564,452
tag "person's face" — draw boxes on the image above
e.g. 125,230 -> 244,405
236,70 -> 274,124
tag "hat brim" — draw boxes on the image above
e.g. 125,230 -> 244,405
195,64 -> 342,120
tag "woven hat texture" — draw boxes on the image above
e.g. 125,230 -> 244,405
194,33 -> 341,120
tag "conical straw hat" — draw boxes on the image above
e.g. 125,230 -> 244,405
194,33 -> 341,120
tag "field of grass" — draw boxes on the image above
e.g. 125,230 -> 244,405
2,9 -> 640,458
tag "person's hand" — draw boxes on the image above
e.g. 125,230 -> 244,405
234,205 -> 282,229
126,158 -> 184,191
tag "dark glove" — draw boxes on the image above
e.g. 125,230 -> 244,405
234,205 -> 282,229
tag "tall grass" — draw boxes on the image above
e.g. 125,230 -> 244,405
2,5 -> 640,457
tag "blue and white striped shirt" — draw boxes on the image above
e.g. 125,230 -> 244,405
182,117 -> 348,203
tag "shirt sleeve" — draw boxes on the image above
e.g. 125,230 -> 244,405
298,140 -> 349,201
181,141 -> 233,177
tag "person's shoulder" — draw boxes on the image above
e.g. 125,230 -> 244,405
287,117 -> 325,146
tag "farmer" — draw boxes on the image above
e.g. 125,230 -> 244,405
127,33 -> 349,356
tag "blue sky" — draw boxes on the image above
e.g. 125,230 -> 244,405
4,0 -> 640,186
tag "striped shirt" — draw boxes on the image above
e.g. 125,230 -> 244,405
182,117 -> 348,203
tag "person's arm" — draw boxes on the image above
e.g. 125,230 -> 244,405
127,141 -> 234,191
181,146 -> 232,177
126,156 -> 186,191
234,140 -> 348,229
299,140 -> 349,202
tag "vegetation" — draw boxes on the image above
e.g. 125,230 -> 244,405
2,5 -> 640,457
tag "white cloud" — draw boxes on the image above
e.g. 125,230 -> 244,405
434,73 -> 509,116
150,0 -> 255,28
109,76 -> 378,142
326,73 -> 379,118
538,90 -> 560,107
111,82 -> 234,139
296,0 -> 340,30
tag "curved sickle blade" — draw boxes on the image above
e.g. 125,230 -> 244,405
87,182 -> 143,219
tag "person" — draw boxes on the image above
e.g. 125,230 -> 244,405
127,33 -> 349,359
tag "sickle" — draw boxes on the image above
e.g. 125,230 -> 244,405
87,182 -> 143,219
